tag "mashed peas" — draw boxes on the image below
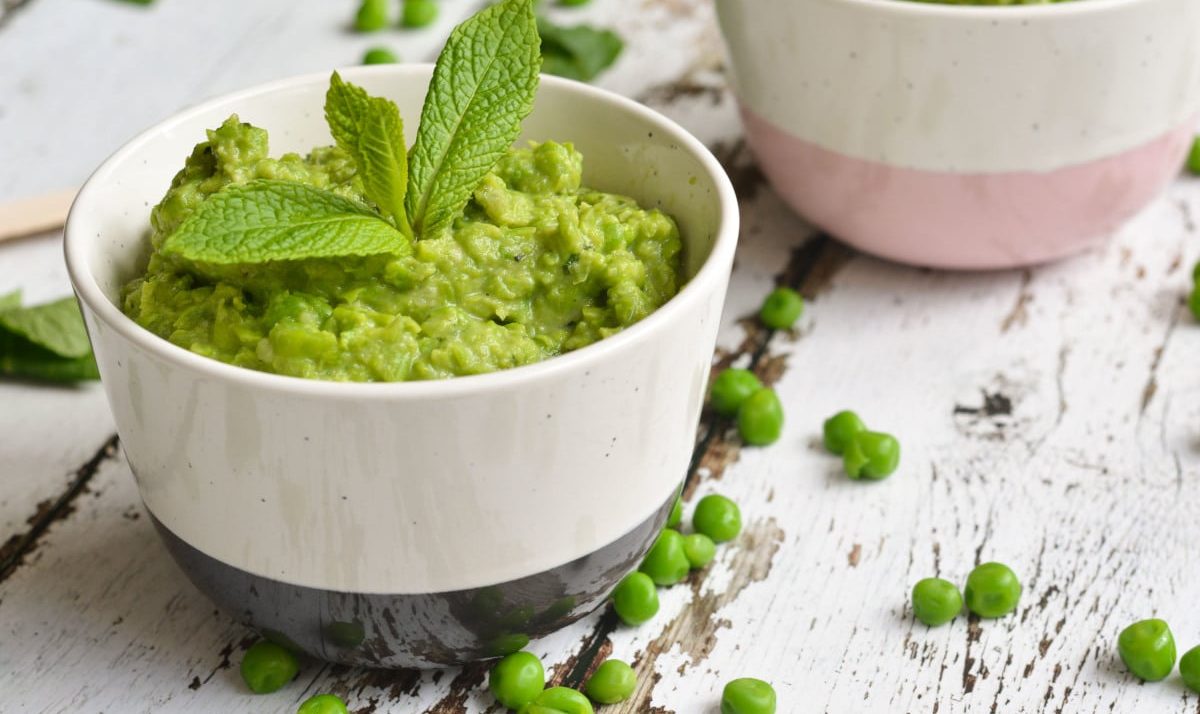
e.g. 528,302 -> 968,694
122,117 -> 682,382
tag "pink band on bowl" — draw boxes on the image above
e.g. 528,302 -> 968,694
742,108 -> 1198,269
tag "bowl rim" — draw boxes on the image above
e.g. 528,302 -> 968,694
827,0 -> 1148,19
64,64 -> 739,401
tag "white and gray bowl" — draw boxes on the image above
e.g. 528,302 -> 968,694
63,65 -> 739,668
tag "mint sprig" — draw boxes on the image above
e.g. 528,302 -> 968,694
160,0 -> 541,265
405,0 -> 541,237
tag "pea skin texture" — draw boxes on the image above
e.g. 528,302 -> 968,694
822,410 -> 866,455
911,578 -> 963,627
584,659 -> 637,704
612,572 -> 659,626
1117,619 -> 1176,682
639,528 -> 691,586
298,694 -> 349,714
362,47 -> 399,65
667,496 -> 683,529
693,494 -> 742,543
402,0 -> 438,28
354,0 -> 389,32
489,651 -> 545,709
842,431 -> 900,480
683,532 -> 717,568
721,678 -> 777,714
759,287 -> 804,330
240,640 -> 299,694
737,388 -> 784,446
711,368 -> 763,417
1180,645 -> 1200,693
527,687 -> 594,714
963,562 -> 1021,618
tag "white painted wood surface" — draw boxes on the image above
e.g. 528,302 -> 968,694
2,0 -> 1200,712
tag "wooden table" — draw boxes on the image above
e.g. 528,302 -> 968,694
2,1 -> 1199,711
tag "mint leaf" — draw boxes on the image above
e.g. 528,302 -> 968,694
538,17 -> 623,82
0,332 -> 100,382
0,290 -> 19,312
325,72 -> 413,238
160,179 -> 410,264
0,296 -> 93,359
405,0 -> 541,238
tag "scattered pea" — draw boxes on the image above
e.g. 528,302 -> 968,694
560,0 -> 592,5
489,651 -> 545,709
1189,285 -> 1200,322
1117,619 -> 1176,682
240,640 -> 300,694
683,532 -> 717,569
485,632 -> 530,657
737,388 -> 783,446
721,677 -> 777,714
1188,136 -> 1200,176
842,430 -> 900,480
963,562 -> 1021,618
584,659 -> 637,704
639,528 -> 691,586
530,686 -> 594,714
911,578 -> 963,627
611,572 -> 659,626
692,494 -> 742,543
667,496 -> 683,529
362,47 -> 399,65
822,410 -> 866,455
354,0 -> 389,32
710,368 -> 763,417
759,287 -> 804,330
298,694 -> 349,714
402,0 -> 438,28
1180,645 -> 1200,693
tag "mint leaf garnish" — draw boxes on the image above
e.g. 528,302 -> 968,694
325,72 -> 413,238
405,0 -> 541,238
0,290 -> 19,312
161,179 -> 411,264
538,17 -> 623,82
0,296 -> 93,359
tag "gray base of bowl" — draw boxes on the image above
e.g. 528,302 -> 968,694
150,491 -> 674,668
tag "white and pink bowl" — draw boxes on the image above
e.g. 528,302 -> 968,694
717,0 -> 1200,269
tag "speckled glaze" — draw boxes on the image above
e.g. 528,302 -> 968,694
64,66 -> 739,666
717,0 -> 1200,269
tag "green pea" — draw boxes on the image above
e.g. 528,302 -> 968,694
324,620 -> 364,648
1189,284 -> 1200,322
1118,619 -> 1176,682
710,368 -> 763,417
692,494 -> 741,543
639,528 -> 691,586
1188,136 -> 1200,176
842,431 -> 900,480
489,651 -> 545,709
683,533 -> 716,569
530,687 -> 593,714
666,496 -> 683,529
560,0 -> 592,5
737,388 -> 783,446
963,562 -> 1021,618
362,47 -> 399,65
721,678 -> 776,714
240,640 -> 299,694
485,632 -> 530,657
759,287 -> 804,330
402,0 -> 438,28
354,0 -> 389,32
911,578 -> 963,627
584,659 -> 636,704
1180,645 -> 1200,693
611,572 -> 659,626
822,410 -> 865,455
298,694 -> 348,714
1192,259 -> 1200,284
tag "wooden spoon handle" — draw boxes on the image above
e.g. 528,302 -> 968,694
0,189 -> 77,244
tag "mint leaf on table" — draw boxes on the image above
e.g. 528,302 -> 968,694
0,295 -> 99,383
405,0 -> 541,238
325,72 -> 413,238
160,179 -> 411,264
538,16 -> 623,82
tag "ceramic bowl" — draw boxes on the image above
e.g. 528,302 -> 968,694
717,0 -> 1200,269
63,65 -> 738,668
